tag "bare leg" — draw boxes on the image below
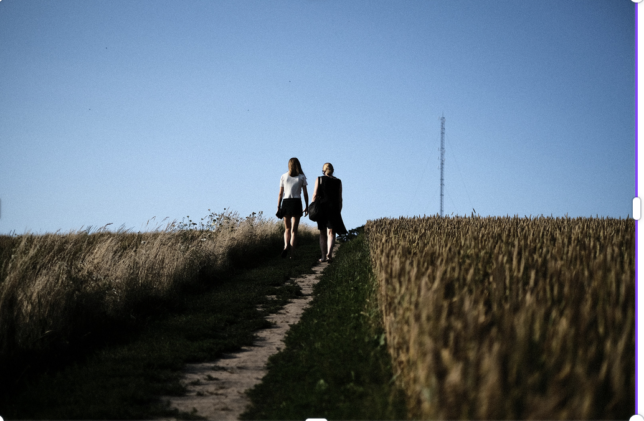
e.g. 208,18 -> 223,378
326,228 -> 335,260
283,217 -> 292,257
289,216 -> 300,258
319,231 -> 327,261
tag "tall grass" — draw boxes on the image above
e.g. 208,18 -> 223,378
0,210 -> 315,366
365,215 -> 634,419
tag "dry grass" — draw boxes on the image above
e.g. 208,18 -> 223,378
0,210 -> 317,363
365,215 -> 634,419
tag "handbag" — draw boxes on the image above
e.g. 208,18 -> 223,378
276,208 -> 285,219
308,177 -> 325,222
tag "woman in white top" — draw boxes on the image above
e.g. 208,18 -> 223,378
277,157 -> 309,258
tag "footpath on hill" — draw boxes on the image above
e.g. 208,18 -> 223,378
161,251 -> 332,420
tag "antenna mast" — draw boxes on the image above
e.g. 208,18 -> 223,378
440,116 -> 445,217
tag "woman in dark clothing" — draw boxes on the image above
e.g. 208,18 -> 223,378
311,162 -> 347,262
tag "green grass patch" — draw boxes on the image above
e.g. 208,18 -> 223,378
241,230 -> 407,420
0,235 -> 320,420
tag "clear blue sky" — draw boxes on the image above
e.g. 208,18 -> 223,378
0,0 -> 635,234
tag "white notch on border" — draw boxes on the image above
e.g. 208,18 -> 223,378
633,197 -> 641,220
306,419 -> 328,421
629,415 -> 644,421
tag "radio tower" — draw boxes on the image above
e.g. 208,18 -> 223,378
440,115 -> 445,217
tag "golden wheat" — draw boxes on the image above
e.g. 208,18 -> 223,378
366,215 -> 634,419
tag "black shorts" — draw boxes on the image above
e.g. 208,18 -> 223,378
280,198 -> 303,218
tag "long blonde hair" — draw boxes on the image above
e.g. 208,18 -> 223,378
288,158 -> 304,177
322,162 -> 334,176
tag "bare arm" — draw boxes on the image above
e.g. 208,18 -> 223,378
311,177 -> 319,202
277,186 -> 284,210
303,185 -> 309,215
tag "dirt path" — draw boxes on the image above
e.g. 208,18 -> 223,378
161,254 -> 332,420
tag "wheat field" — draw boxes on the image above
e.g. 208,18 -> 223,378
366,215 -> 634,419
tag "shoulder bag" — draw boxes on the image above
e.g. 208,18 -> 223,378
308,177 -> 325,222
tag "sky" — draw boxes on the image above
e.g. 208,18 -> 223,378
0,0 -> 636,234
